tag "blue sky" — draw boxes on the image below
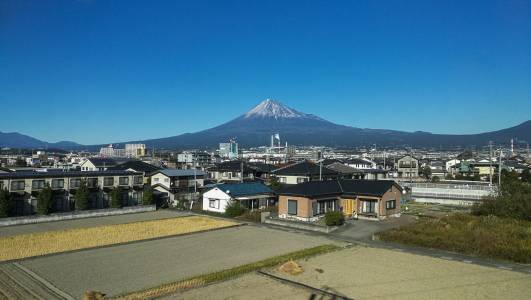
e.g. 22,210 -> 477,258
1,0 -> 530,144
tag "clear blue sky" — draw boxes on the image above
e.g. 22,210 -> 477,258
1,0 -> 530,144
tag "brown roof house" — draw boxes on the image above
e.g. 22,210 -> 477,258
278,179 -> 403,221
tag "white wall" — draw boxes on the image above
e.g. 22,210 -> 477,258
151,173 -> 170,189
202,188 -> 232,213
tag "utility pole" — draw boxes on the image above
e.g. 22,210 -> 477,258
240,161 -> 244,183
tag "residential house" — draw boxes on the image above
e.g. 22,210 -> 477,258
272,160 -> 339,184
80,158 -> 118,171
207,161 -> 275,182
149,169 -> 206,205
278,179 -> 402,222
397,155 -> 419,178
202,182 -> 275,213
110,160 -> 161,184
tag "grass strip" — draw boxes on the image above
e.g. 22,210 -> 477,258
111,244 -> 341,300
0,216 -> 236,262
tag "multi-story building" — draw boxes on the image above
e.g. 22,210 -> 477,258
219,140 -> 238,159
397,155 -> 419,178
125,144 -> 146,158
0,170 -> 144,216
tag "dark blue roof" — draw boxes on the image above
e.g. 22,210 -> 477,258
217,182 -> 274,197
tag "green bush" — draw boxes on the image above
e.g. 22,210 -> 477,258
324,211 -> 344,226
110,187 -> 123,208
36,186 -> 54,215
75,180 -> 90,210
0,188 -> 12,217
142,186 -> 154,205
224,201 -> 245,217
472,170 -> 531,221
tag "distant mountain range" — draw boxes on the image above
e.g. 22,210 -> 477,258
0,131 -> 81,149
2,99 -> 530,150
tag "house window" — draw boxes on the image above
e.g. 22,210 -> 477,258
119,177 -> 129,185
297,177 -> 308,183
70,178 -> 81,188
32,180 -> 45,190
51,179 -> 64,189
287,199 -> 298,215
386,200 -> 396,210
87,178 -> 98,188
104,177 -> 114,186
164,178 -> 169,182
279,177 -> 286,183
11,180 -> 25,190
362,201 -> 376,213
209,199 -> 219,209
154,177 -> 159,182
134,176 -> 143,184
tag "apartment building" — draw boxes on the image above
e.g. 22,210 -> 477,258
0,170 -> 144,216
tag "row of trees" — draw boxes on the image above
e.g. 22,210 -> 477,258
0,180 -> 155,217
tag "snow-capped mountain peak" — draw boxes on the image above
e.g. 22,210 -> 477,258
244,99 -> 320,120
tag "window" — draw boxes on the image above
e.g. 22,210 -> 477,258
297,177 -> 308,183
70,178 -> 81,188
104,177 -> 114,186
164,178 -> 169,182
51,179 -> 64,189
87,178 -> 98,188
154,177 -> 159,182
209,199 -> 219,209
119,177 -> 129,185
11,180 -> 25,190
32,180 -> 45,190
134,176 -> 143,184
287,199 -> 298,215
386,200 -> 396,210
362,201 -> 376,213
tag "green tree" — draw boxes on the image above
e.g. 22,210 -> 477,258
472,170 -> 531,220
420,166 -> 432,179
268,177 -> 282,192
142,186 -> 154,205
431,176 -> 441,183
110,187 -> 123,208
0,189 -> 12,217
36,185 -> 54,215
75,180 -> 90,210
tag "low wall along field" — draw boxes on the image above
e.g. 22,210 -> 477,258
0,216 -> 237,262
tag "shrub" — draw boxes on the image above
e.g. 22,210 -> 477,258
75,180 -> 90,210
110,187 -> 123,208
0,189 -> 11,217
324,211 -> 344,226
224,201 -> 245,217
36,186 -> 54,215
142,186 -> 154,205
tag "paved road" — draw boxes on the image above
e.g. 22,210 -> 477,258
0,210 -> 189,237
20,225 -> 338,299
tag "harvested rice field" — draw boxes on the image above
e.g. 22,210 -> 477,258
0,216 -> 237,262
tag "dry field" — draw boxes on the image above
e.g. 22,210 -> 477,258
0,216 -> 236,262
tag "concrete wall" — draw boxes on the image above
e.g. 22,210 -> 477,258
0,205 -> 156,226
264,217 -> 338,233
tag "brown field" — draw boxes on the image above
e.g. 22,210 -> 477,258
0,216 -> 236,262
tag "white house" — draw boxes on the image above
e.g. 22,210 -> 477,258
202,182 -> 275,213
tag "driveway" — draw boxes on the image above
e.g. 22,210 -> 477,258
331,215 -> 416,240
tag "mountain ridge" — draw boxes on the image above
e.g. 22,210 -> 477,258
1,100 -> 530,150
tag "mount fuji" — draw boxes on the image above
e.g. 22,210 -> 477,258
2,99 -> 530,149
109,99 -> 531,149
